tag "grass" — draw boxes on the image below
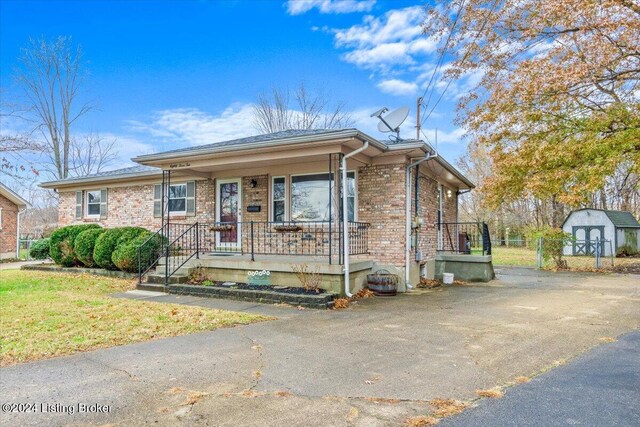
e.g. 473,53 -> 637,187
490,246 -> 638,270
0,270 -> 271,366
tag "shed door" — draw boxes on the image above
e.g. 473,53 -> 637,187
572,226 -> 605,256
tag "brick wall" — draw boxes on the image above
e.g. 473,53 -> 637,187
357,163 -> 407,267
242,175 -> 269,223
58,179 -> 216,231
414,172 -> 439,260
0,194 -> 19,257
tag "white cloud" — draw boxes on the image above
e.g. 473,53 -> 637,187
286,0 -> 376,15
126,104 -> 257,147
421,127 -> 466,145
376,79 -> 418,96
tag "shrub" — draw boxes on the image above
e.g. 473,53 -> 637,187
29,238 -> 50,260
112,231 -> 166,273
616,244 -> 638,257
525,226 -> 573,269
49,224 -> 102,267
74,228 -> 107,267
93,227 -> 148,270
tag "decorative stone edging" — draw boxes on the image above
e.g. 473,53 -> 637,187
21,264 -> 138,280
165,283 -> 337,309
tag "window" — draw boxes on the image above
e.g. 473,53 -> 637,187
291,173 -> 334,222
272,177 -> 286,222
273,172 -> 356,222
86,190 -> 101,217
169,183 -> 187,214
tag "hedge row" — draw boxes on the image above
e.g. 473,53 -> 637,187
48,225 -> 165,273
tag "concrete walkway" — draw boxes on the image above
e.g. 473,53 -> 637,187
1,267 -> 639,426
442,330 -> 640,426
0,260 -> 49,270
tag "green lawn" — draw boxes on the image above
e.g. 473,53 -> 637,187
0,270 -> 271,366
490,246 -> 634,270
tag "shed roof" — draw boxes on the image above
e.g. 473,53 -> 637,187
565,208 -> 640,228
603,210 -> 640,228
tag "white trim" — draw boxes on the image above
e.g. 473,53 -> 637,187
215,178 -> 242,248
85,189 -> 102,218
270,176 -> 287,222
0,207 -> 3,229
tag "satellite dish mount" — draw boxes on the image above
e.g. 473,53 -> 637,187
371,106 -> 410,142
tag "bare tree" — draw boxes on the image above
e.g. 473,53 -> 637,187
70,133 -> 117,176
253,83 -> 354,133
15,36 -> 92,180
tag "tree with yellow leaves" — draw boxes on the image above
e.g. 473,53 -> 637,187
425,0 -> 640,226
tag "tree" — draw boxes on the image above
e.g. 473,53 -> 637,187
424,0 -> 640,222
253,83 -> 354,133
15,36 -> 92,180
70,133 -> 117,176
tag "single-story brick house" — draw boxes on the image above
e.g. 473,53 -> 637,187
0,183 -> 30,260
42,129 -> 492,294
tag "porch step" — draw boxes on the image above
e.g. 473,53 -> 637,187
136,283 -> 167,292
145,273 -> 190,284
154,266 -> 193,277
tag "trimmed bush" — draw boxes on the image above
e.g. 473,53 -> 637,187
29,238 -> 51,260
49,225 -> 102,267
94,227 -> 148,270
112,231 -> 166,273
74,228 -> 107,267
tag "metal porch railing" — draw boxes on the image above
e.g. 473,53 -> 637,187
438,221 -> 492,256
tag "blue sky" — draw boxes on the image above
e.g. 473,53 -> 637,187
1,0 -> 471,176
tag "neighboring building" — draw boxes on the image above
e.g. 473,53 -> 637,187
42,129 -> 491,292
562,208 -> 640,256
0,183 -> 30,260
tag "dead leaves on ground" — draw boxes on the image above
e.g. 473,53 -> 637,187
404,415 -> 440,426
333,288 -> 376,310
429,398 -> 468,417
476,388 -> 504,398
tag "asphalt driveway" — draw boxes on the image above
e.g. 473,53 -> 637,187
1,267 -> 639,426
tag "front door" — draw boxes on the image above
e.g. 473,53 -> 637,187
216,179 -> 242,249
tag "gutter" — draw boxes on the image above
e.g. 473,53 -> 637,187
342,140 -> 369,297
16,208 -> 27,257
40,170 -> 162,189
405,153 -> 436,290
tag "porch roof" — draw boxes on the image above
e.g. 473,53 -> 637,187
40,128 -> 474,190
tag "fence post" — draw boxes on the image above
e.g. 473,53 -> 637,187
537,236 -> 543,269
250,221 -> 255,262
609,240 -> 614,267
595,237 -> 600,269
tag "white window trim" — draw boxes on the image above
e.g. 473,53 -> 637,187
85,189 -> 101,218
0,207 -> 3,229
168,182 -> 187,216
277,170 -> 357,222
270,176 -> 287,222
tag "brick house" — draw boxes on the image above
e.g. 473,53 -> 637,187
42,129 -> 491,294
0,183 -> 30,260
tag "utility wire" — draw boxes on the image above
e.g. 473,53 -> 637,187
420,0 -> 466,125
422,0 -> 500,125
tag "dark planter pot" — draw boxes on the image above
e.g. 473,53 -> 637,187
367,270 -> 398,296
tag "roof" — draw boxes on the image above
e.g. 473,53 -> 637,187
0,183 -> 30,208
564,208 -> 640,228
132,128 -> 389,163
41,128 -> 474,189
40,165 -> 161,188
603,210 -> 640,228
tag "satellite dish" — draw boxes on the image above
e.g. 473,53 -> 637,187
377,106 -> 409,133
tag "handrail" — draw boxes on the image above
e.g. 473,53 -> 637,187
437,221 -> 492,256
165,222 -> 200,282
137,223 -> 168,284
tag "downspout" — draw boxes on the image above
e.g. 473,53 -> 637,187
343,140 -> 369,297
405,153 -> 436,290
16,208 -> 26,257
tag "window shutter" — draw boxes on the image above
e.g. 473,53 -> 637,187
186,181 -> 196,217
153,184 -> 162,218
100,188 -> 108,219
75,191 -> 83,219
